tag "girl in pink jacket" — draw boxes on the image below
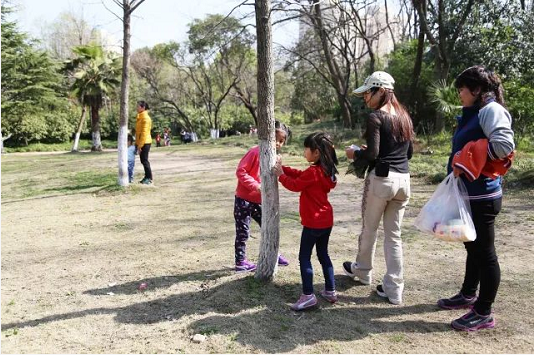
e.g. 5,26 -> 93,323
234,121 -> 289,272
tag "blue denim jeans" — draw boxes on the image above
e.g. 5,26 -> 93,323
128,160 -> 135,182
299,226 -> 334,295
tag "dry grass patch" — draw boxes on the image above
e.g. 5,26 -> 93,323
1,143 -> 534,353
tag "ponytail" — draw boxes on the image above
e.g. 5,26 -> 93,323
455,66 -> 506,107
303,132 -> 339,179
137,100 -> 150,110
368,87 -> 414,143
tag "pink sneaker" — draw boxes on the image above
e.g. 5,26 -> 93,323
320,289 -> 338,303
290,294 -> 317,311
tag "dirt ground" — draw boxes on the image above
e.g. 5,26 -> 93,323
1,144 -> 534,353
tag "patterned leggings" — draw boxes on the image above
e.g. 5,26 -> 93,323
234,196 -> 261,263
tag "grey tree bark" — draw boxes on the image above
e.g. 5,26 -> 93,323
254,0 -> 280,281
114,0 -> 145,186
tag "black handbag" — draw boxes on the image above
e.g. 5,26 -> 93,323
347,157 -> 373,179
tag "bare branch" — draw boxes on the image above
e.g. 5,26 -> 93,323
101,0 -> 123,22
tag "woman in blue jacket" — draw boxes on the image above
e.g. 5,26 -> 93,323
439,66 -> 515,331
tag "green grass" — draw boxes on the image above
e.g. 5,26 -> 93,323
3,140 -> 119,153
1,157 -> 125,200
4,119 -> 533,189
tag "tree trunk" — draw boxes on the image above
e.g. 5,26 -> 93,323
384,0 -> 397,50
90,105 -> 102,151
117,0 -> 132,186
254,0 -> 280,281
1,132 -> 12,154
410,2 -> 425,112
232,83 -> 258,125
71,105 -> 87,152
311,1 -> 351,128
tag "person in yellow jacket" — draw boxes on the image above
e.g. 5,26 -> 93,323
135,101 -> 153,184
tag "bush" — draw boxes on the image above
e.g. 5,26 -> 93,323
505,80 -> 534,136
386,40 -> 437,132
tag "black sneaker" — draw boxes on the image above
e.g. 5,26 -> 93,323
451,309 -> 495,331
376,284 -> 387,298
342,261 -> 355,277
139,178 -> 147,184
342,261 -> 371,285
376,284 -> 401,305
437,293 -> 477,310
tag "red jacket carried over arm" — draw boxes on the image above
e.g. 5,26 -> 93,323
452,138 -> 514,182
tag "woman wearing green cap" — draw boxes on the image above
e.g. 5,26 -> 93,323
342,71 -> 415,305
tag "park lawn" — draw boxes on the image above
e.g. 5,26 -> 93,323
1,140 -> 534,353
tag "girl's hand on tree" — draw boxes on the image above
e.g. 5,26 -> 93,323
273,164 -> 283,177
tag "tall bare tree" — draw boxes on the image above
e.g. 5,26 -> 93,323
255,0 -> 280,281
277,0 -> 397,128
131,44 -> 197,133
413,0 -> 476,130
110,0 -> 146,186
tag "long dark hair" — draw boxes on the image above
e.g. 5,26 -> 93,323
304,132 -> 338,179
275,120 -> 289,142
454,65 -> 505,107
137,100 -> 150,110
369,87 -> 414,143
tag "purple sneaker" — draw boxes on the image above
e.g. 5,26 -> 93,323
290,294 -> 317,311
451,309 -> 495,331
235,260 -> 257,272
278,254 -> 289,266
438,292 -> 477,310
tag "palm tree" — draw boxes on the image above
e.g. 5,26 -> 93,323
65,45 -> 121,151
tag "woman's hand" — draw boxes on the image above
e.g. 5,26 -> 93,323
345,147 -> 355,160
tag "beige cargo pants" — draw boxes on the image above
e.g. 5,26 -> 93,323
351,170 -> 410,304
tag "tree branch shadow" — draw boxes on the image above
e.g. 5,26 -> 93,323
2,269 -> 450,352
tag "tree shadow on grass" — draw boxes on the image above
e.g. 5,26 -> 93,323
83,268 -> 232,296
2,269 -> 448,352
187,274 -> 450,352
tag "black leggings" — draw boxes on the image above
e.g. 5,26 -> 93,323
139,144 -> 152,180
461,198 -> 502,315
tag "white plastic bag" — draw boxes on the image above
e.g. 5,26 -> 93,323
414,173 -> 476,242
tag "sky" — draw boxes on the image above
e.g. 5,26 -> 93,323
12,0 -> 300,51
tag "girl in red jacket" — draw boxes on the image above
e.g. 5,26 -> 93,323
274,132 -> 339,311
234,121 -> 290,272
